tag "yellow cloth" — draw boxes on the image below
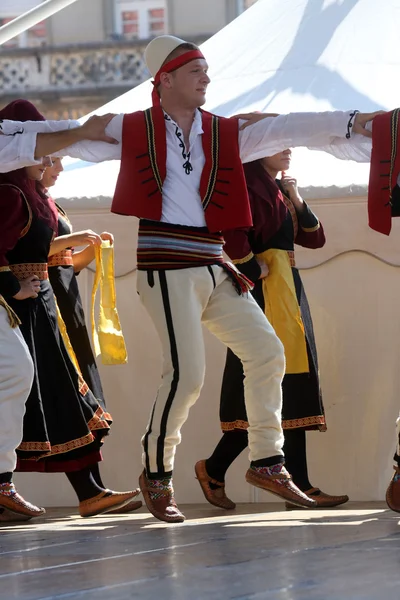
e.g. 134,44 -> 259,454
56,300 -> 89,394
256,249 -> 309,374
91,241 -> 127,365
0,295 -> 21,328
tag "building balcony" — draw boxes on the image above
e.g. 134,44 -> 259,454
0,35 -> 206,117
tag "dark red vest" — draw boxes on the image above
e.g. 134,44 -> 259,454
368,109 -> 400,235
111,107 -> 252,232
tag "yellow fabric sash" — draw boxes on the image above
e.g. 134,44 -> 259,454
91,241 -> 127,365
0,295 -> 21,328
56,301 -> 89,395
256,249 -> 309,374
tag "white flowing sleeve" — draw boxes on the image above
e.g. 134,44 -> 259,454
55,114 -> 123,162
239,111 -> 372,164
0,131 -> 39,172
0,118 -> 81,171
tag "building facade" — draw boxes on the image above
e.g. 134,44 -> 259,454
0,0 -> 259,117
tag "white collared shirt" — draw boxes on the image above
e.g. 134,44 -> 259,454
0,110 -> 373,226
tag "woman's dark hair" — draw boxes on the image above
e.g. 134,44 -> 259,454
0,99 -> 58,231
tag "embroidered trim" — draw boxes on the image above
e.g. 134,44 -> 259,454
87,406 -> 113,431
48,249 -> 73,267
283,415 -> 326,430
56,202 -> 73,228
144,108 -> 163,193
301,223 -> 320,233
10,263 -> 48,281
202,115 -> 219,211
221,415 -> 326,432
388,108 -> 400,204
221,420 -> 249,431
232,251 -> 255,265
0,184 -> 32,238
18,433 -> 95,457
164,113 -> 193,174
346,110 -> 359,139
0,266 -> 11,272
0,295 -> 21,328
17,406 -> 112,459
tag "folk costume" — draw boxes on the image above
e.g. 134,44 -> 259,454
48,205 -> 107,409
197,162 -> 348,509
0,101 -> 139,519
10,36 -> 380,521
368,109 -> 400,513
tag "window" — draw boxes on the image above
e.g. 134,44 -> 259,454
238,0 -> 259,13
114,1 -> 167,40
0,0 -> 47,48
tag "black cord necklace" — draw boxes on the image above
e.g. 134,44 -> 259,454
164,113 -> 193,175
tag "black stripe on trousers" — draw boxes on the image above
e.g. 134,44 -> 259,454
143,270 -> 180,477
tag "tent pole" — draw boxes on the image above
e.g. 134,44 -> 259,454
0,0 -> 82,46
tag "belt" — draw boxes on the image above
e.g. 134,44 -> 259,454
48,249 -> 73,267
10,262 -> 48,280
137,220 -> 225,270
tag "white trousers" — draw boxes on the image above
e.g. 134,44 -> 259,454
137,265 -> 285,476
0,306 -> 34,474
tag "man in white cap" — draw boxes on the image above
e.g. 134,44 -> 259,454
4,36 -> 378,523
0,113 -> 115,521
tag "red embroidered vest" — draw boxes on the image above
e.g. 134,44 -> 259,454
368,109 -> 400,235
111,107 -> 252,233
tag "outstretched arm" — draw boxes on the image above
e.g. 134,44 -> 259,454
0,114 -> 121,169
238,110 -> 378,164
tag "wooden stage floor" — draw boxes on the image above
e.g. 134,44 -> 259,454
0,502 -> 399,599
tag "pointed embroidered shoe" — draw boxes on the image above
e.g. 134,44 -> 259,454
285,487 -> 349,510
79,489 -> 141,518
246,466 -> 316,508
139,471 -> 185,523
0,483 -> 45,519
195,460 -> 236,510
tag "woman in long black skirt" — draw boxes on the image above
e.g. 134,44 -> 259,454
196,149 -> 349,510
0,100 -> 140,518
41,157 -> 141,515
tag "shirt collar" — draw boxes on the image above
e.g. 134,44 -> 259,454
163,109 -> 204,139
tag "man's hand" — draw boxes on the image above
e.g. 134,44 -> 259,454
79,114 -> 118,144
353,111 -> 386,138
13,275 -> 41,300
257,259 -> 269,279
232,112 -> 280,130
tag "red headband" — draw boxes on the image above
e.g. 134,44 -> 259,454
151,49 -> 205,106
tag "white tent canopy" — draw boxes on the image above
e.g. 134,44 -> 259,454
53,0 -> 400,203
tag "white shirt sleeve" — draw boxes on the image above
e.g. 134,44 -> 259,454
55,113 -> 123,162
0,131 -> 39,172
0,118 -> 80,134
238,110 -> 372,163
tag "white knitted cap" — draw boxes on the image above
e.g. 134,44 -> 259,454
144,35 -> 188,77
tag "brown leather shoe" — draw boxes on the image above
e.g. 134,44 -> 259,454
79,489 -> 141,518
139,471 -> 185,523
245,466 -> 316,508
0,484 -> 45,519
195,460 -> 236,510
107,499 -> 143,515
386,466 -> 400,513
285,487 -> 349,510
